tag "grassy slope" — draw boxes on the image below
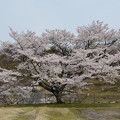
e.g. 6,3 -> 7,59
83,79 -> 120,94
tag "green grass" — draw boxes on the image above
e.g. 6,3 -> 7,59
46,108 -> 77,120
3,103 -> 120,108
13,114 -> 33,120
70,109 -> 90,120
0,104 -> 120,120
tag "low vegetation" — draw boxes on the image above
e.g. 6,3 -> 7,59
0,104 -> 120,120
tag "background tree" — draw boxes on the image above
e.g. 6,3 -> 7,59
76,20 -> 117,49
0,67 -> 21,95
0,42 -> 32,97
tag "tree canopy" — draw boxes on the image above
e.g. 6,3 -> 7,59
0,21 -> 120,103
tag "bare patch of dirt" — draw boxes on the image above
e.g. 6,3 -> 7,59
81,108 -> 120,120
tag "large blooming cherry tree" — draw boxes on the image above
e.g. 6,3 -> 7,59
2,21 -> 119,103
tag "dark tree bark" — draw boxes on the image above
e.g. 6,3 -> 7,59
52,90 -> 63,103
39,81 -> 66,103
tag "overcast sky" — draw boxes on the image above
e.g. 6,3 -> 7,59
1,0 -> 120,42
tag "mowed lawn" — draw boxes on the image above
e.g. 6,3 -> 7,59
0,104 -> 120,120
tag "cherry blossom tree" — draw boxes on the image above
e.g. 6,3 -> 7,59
76,20 -> 117,49
0,44 -> 32,100
0,67 -> 21,95
8,29 -> 77,103
1,21 -> 119,103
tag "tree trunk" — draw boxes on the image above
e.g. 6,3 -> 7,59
53,92 -> 63,103
38,81 -> 66,104
55,94 -> 63,103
